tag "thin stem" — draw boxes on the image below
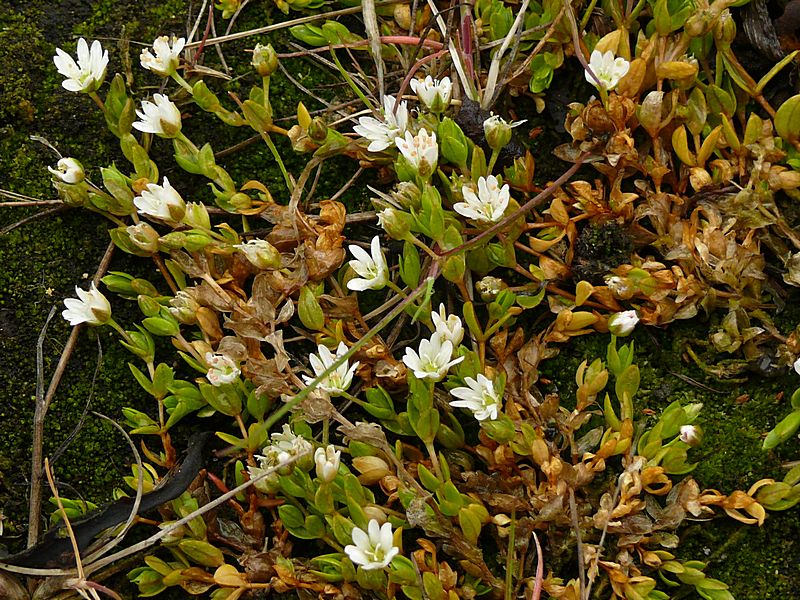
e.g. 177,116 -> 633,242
171,72 -> 195,93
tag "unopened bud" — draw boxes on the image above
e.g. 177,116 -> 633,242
308,117 -> 328,143
234,239 -> 281,270
183,202 -> 211,229
393,181 -> 421,210
252,43 -> 279,77
679,424 -> 702,447
377,208 -> 412,241
483,115 -> 513,151
352,455 -> 390,485
230,192 -> 253,211
608,310 -> 639,336
159,231 -> 187,250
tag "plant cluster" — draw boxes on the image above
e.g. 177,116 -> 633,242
2,0 -> 800,599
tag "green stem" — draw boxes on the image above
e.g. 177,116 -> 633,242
487,148 -> 500,175
505,509 -> 516,600
330,49 -> 374,111
171,72 -> 194,94
261,132 -> 293,192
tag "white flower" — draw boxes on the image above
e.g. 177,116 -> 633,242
168,290 -> 199,324
402,334 -> 464,381
449,374 -> 502,421
134,177 -> 186,221
793,357 -> 800,376
140,36 -> 185,77
314,445 -> 341,482
233,239 -> 281,270
303,342 -> 360,396
133,94 -> 182,137
584,49 -> 630,92
431,304 -> 464,347
454,175 -> 511,224
205,352 -> 240,386
394,129 -> 438,177
608,310 -> 639,337
347,236 -> 389,291
53,38 -> 108,93
410,76 -> 452,113
48,158 -> 85,184
62,282 -> 111,326
344,519 -> 399,571
679,424 -> 701,446
353,95 -> 409,152
483,114 -> 525,150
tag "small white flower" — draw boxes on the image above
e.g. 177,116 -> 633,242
793,357 -> 800,376
133,94 -> 182,138
607,310 -> 639,337
584,49 -> 630,92
454,175 -> 511,224
62,282 -> 112,326
449,374 -> 502,421
347,236 -> 389,291
134,177 -> 186,221
431,304 -> 464,348
53,38 -> 108,93
314,445 -> 341,482
233,239 -> 281,270
205,352 -> 240,386
48,158 -> 85,184
140,36 -> 185,77
402,334 -> 464,382
679,424 -> 701,446
303,342 -> 360,396
410,76 -> 452,113
344,519 -> 399,571
395,129 -> 438,177
483,114 -> 525,150
353,95 -> 409,152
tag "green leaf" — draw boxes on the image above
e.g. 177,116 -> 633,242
178,539 -> 224,567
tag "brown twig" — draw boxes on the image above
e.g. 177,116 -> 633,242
569,488 -> 587,599
1,206 -> 68,236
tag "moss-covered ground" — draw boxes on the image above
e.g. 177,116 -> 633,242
0,1 -> 798,598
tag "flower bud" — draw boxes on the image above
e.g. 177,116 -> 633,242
352,455 -> 390,485
158,232 -> 187,250
48,158 -> 85,184
314,445 -> 341,483
679,424 -> 702,447
183,202 -> 211,229
483,115 -> 514,151
377,208 -> 412,241
252,43 -> 279,77
127,222 -> 160,253
608,310 -> 639,336
234,239 -> 281,270
308,117 -> 328,143
363,505 -> 388,524
393,181 -> 421,210
714,10 -> 736,45
137,294 -> 162,317
229,192 -> 253,211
